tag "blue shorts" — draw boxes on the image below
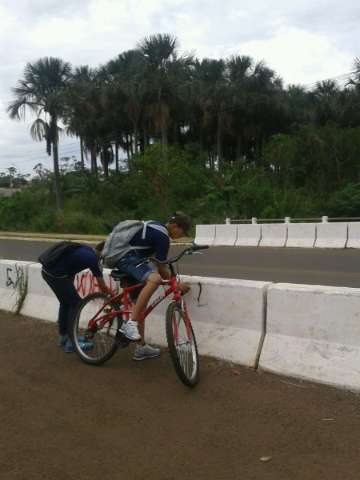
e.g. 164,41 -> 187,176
116,253 -> 156,283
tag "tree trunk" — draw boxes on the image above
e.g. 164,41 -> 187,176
80,137 -> 85,170
216,114 -> 223,171
90,144 -> 97,175
236,135 -> 242,162
161,126 -> 168,146
133,124 -> 139,155
115,142 -> 119,173
100,150 -> 109,178
52,140 -> 63,209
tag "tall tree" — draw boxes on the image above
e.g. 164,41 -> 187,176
138,34 -> 193,147
8,57 -> 72,208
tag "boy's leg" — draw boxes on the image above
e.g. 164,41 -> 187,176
116,254 -> 161,341
131,273 -> 162,338
41,270 -> 80,342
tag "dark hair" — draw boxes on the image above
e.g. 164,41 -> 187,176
95,241 -> 105,252
168,211 -> 191,234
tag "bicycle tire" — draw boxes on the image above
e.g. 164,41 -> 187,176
73,292 -> 123,365
166,301 -> 200,387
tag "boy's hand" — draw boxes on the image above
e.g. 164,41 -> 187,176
177,282 -> 191,294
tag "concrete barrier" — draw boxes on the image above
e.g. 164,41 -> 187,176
0,260 -> 30,313
235,224 -> 261,247
146,276 -> 271,367
286,223 -> 316,248
259,283 -> 360,391
213,224 -> 237,246
259,224 -> 287,247
346,222 -> 360,249
21,265 -> 118,322
194,225 -> 215,246
74,268 -> 118,298
21,263 -> 59,322
315,222 -> 348,248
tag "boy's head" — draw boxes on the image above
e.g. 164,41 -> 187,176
166,211 -> 191,239
94,241 -> 105,257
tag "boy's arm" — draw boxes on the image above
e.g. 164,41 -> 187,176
157,264 -> 190,293
96,276 -> 113,296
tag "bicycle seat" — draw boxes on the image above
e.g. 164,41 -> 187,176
110,270 -> 133,281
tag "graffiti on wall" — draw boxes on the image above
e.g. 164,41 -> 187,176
6,264 -> 25,289
75,270 -> 118,298
2,263 -> 29,314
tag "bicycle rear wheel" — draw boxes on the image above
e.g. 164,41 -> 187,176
73,292 -> 123,365
166,301 -> 200,387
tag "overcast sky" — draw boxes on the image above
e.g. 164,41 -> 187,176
0,0 -> 359,174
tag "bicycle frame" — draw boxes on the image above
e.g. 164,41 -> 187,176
87,273 -> 184,331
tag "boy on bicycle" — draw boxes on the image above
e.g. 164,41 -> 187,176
104,212 -> 191,361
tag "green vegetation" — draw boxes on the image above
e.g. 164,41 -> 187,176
3,34 -> 360,233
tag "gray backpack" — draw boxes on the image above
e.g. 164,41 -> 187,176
102,220 -> 168,268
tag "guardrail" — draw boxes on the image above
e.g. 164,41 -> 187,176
196,218 -> 360,249
3,259 -> 360,392
226,216 -> 360,224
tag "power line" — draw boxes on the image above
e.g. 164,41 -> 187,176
300,70 -> 358,91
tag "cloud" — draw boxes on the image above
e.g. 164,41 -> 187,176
1,0 -> 359,172
234,26 -> 354,86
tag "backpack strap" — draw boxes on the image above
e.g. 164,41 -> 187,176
141,221 -> 168,239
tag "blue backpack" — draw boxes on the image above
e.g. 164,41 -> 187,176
38,241 -> 83,268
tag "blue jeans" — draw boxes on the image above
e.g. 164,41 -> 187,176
116,252 -> 156,283
42,269 -> 81,337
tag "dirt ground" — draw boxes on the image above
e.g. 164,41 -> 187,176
1,311 -> 360,480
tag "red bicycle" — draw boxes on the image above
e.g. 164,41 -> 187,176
73,244 -> 209,387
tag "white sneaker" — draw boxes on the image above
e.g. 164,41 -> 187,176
133,344 -> 161,361
119,320 -> 141,341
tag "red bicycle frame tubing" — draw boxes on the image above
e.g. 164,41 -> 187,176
88,275 -> 182,328
139,275 -> 181,322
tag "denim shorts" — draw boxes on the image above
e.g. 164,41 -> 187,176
116,252 -> 156,283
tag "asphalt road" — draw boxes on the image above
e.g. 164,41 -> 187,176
1,238 -> 360,287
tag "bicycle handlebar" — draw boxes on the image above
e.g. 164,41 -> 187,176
136,244 -> 209,268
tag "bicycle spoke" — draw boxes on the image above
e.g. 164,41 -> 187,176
74,293 -> 122,365
171,308 -> 197,381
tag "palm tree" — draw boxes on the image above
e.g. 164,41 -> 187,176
7,57 -> 72,209
138,34 -> 193,147
105,49 -> 147,161
192,58 -> 230,169
63,65 -> 100,174
227,55 -> 254,162
311,80 -> 341,125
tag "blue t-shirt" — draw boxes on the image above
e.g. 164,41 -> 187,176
49,245 -> 103,278
129,221 -> 170,261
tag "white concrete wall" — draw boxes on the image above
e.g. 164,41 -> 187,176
146,275 -> 271,367
21,263 -> 59,322
259,224 -> 287,247
194,224 -> 215,246
347,222 -> 360,249
0,260 -> 31,313
315,222 -> 348,249
6,257 -> 360,392
286,223 -> 316,248
1,259 -> 270,368
21,265 -> 117,322
260,283 -> 360,391
213,224 -> 237,246
235,224 -> 261,247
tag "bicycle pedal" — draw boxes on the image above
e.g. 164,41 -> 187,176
117,333 -> 131,348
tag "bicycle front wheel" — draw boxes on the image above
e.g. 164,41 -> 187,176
73,292 -> 122,365
166,301 -> 200,388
